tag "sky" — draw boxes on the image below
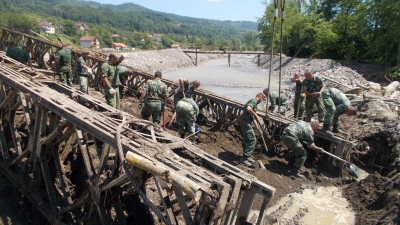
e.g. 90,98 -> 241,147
93,0 -> 266,22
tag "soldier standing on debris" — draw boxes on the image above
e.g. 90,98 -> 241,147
116,66 -> 133,99
175,97 -> 199,142
54,44 -> 72,86
5,40 -> 34,71
291,72 -> 306,120
168,78 -> 201,128
101,53 -> 125,109
263,88 -> 289,115
281,120 -> 324,178
320,87 -> 358,135
302,70 -> 325,122
138,71 -> 169,126
239,93 -> 265,166
76,49 -> 91,93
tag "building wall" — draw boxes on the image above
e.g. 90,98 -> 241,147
80,40 -> 92,48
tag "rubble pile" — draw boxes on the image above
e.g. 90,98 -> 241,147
121,49 -> 225,74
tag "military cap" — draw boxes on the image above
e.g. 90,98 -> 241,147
82,49 -> 90,54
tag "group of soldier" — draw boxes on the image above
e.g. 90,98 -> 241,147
4,41 -> 359,179
240,70 -> 358,179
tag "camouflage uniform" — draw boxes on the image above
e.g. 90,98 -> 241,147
240,98 -> 258,157
174,80 -> 195,109
176,98 -> 199,141
117,66 -> 129,98
269,91 -> 289,115
141,78 -> 168,125
101,61 -> 119,109
55,48 -> 72,86
281,121 -> 315,170
302,75 -> 325,122
6,46 -> 30,64
321,88 -> 350,129
293,79 -> 305,120
76,56 -> 89,93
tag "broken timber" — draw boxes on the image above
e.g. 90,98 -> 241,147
0,61 -> 275,224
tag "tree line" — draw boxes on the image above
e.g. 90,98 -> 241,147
258,0 -> 400,68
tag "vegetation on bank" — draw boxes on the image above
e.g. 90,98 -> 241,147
259,0 -> 400,66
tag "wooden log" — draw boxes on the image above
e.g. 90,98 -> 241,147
126,151 -> 202,201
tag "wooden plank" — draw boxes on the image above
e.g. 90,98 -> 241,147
236,190 -> 256,224
52,148 -> 72,204
75,126 -> 94,177
39,154 -> 57,211
154,176 -> 178,225
174,189 -> 194,225
0,89 -> 17,110
0,119 -> 9,160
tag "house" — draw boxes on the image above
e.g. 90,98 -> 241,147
40,22 -> 55,34
75,23 -> 88,31
171,44 -> 180,49
79,36 -> 100,48
152,34 -> 162,42
112,42 -> 127,50
112,34 -> 119,38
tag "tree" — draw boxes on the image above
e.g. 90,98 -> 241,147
63,20 -> 77,36
231,38 -> 241,51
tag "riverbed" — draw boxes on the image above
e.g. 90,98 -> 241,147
164,55 -> 291,104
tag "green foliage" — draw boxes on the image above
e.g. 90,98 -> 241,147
258,0 -> 400,66
388,66 -> 400,81
63,20 -> 77,36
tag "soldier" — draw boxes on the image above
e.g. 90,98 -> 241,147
302,70 -> 325,122
5,40 -> 33,70
101,53 -> 124,109
76,49 -> 91,93
54,44 -> 72,86
138,71 -> 169,126
175,97 -> 199,142
168,78 -> 201,128
281,120 -> 324,178
239,93 -> 265,166
321,87 -> 358,135
116,66 -> 133,99
291,71 -> 306,120
263,88 -> 289,115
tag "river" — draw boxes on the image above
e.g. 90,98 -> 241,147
164,55 -> 292,104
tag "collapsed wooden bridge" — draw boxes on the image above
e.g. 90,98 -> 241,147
0,28 -> 355,224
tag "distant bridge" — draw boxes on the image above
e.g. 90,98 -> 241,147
182,49 -> 265,66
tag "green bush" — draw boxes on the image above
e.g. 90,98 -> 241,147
388,66 -> 400,81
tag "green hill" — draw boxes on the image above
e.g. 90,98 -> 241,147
0,0 -> 260,50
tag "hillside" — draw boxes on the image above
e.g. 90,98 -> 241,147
2,0 -> 257,39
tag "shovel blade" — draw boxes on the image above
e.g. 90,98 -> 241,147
349,163 -> 362,178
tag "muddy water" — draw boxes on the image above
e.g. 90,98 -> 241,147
164,56 -> 292,104
266,186 -> 355,225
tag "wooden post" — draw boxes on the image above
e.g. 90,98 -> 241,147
196,48 -> 198,66
258,54 -> 260,67
228,53 -> 231,67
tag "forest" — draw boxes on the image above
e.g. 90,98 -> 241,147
0,0 -> 260,51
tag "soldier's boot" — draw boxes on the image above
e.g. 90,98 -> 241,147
291,168 -> 305,179
321,123 -> 334,136
240,156 -> 253,167
332,126 -> 344,133
180,134 -> 185,139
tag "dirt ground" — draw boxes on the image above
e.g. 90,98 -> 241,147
1,55 -> 399,224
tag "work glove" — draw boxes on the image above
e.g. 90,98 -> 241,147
87,68 -> 93,75
297,78 -> 303,82
108,88 -> 116,96
138,100 -> 143,109
161,104 -> 166,111
301,93 -> 306,98
315,147 -> 324,154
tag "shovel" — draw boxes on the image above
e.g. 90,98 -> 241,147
321,149 -> 362,178
255,120 -> 271,157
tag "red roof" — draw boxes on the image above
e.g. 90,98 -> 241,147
153,34 -> 162,37
112,42 -> 127,48
79,36 -> 97,41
